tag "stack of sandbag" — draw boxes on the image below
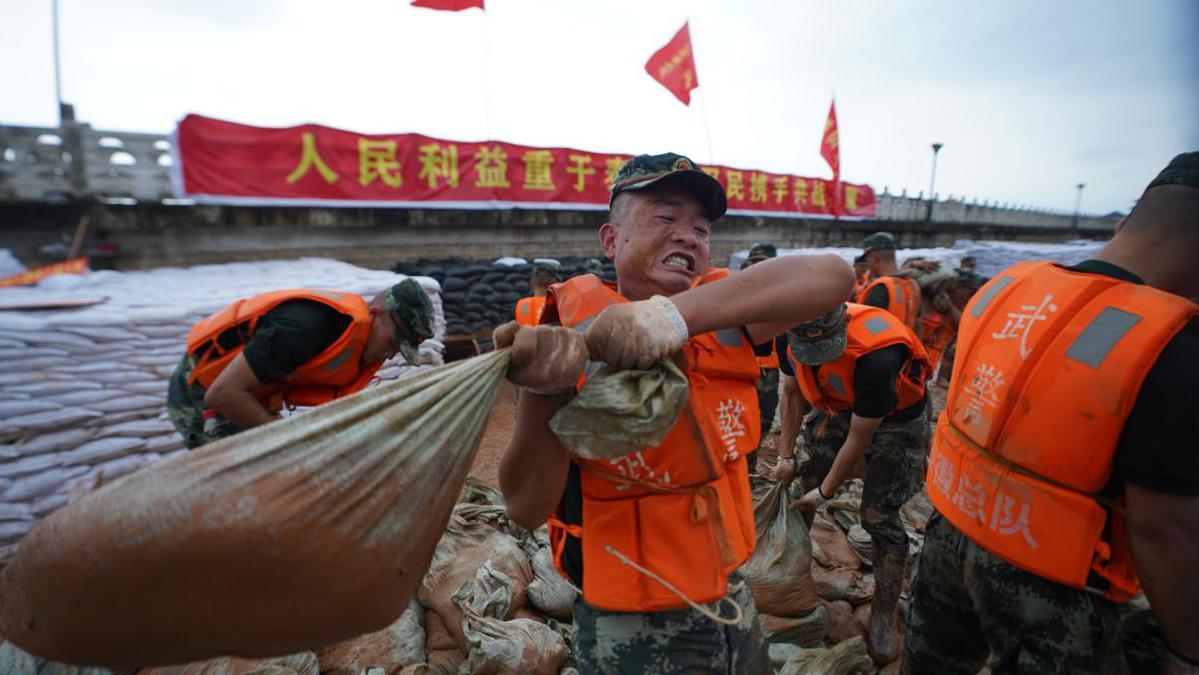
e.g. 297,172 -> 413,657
806,478 -> 934,650
394,257 -> 615,337
0,258 -> 445,561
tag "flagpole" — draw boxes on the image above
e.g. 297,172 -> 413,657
696,87 -> 715,165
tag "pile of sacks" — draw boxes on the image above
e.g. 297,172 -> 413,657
393,257 -> 615,337
0,258 -> 445,560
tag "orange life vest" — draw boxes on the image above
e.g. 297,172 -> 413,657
787,303 -> 931,415
928,261 -> 1199,602
514,296 -> 546,326
852,272 -> 870,301
858,275 -> 921,329
919,310 -> 957,370
185,289 -> 382,410
541,270 -> 759,612
756,340 -> 780,370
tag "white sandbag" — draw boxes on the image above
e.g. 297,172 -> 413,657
0,428 -> 97,457
83,394 -> 163,414
57,437 -> 147,467
0,401 -> 62,419
124,353 -> 184,367
0,409 -> 103,437
0,503 -> 33,522
136,325 -> 189,339
50,363 -> 127,375
1,466 -> 90,502
118,381 -> 171,396
0,520 -> 34,542
43,390 -> 118,407
145,433 -> 184,453
0,347 -> 68,359
0,453 -> 64,479
0,356 -> 72,373
8,380 -> 102,395
460,613 -> 568,675
81,371 -> 160,385
60,326 -> 146,342
101,419 -> 175,437
0,330 -> 96,351
0,372 -> 52,388
31,492 -> 70,517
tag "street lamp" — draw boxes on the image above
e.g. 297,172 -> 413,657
1071,183 -> 1086,229
927,143 -> 943,222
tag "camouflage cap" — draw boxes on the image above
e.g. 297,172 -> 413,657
860,231 -> 897,254
585,258 -> 604,275
787,303 -> 849,366
531,259 -> 561,281
955,269 -> 987,290
1147,152 -> 1199,191
609,152 -> 727,220
385,278 -> 435,364
746,241 -> 778,263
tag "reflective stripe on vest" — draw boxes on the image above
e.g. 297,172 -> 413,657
929,261 -> 1199,602
541,270 -> 760,612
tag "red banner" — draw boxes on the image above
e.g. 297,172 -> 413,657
174,114 -> 877,219
0,258 -> 89,288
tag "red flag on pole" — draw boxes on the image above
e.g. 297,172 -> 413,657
645,22 -> 699,106
820,99 -> 839,176
820,99 -> 841,217
411,0 -> 484,10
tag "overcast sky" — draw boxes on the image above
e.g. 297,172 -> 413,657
2,0 -> 1196,215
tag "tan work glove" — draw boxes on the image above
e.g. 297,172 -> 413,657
583,296 -> 690,370
493,322 -> 588,395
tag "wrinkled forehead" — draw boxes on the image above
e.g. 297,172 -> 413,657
620,183 -> 710,222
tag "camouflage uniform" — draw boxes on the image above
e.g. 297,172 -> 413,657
903,513 -> 1125,674
166,354 -> 241,449
797,408 -> 927,549
572,572 -> 767,674
748,366 -> 779,474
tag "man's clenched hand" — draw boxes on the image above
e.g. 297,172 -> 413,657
583,295 -> 690,370
494,322 -> 588,395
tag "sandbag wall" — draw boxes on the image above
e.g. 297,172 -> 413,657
394,257 -> 615,337
0,258 -> 445,561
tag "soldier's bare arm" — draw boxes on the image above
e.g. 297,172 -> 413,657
203,353 -> 276,429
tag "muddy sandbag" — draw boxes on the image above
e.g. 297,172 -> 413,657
423,611 -> 457,652
526,547 -> 577,621
549,360 -> 688,461
759,605 -> 828,647
316,599 -> 425,674
138,652 -> 319,675
398,649 -> 464,675
778,635 -> 872,675
0,641 -> 112,675
810,514 -> 861,570
418,506 -> 532,652
460,611 -> 568,675
0,351 -> 510,667
740,478 -> 821,618
813,566 -> 875,605
822,599 -> 864,643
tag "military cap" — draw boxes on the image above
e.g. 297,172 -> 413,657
609,152 -> 727,220
860,231 -> 898,254
1147,152 -> 1199,191
787,303 -> 849,366
746,242 -> 778,264
385,278 -> 435,364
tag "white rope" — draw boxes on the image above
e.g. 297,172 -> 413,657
603,544 -> 743,627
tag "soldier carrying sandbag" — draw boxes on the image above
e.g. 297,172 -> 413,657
167,279 -> 434,448
772,299 -> 932,666
491,152 -> 855,673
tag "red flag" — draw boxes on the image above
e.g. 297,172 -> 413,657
820,99 -> 839,176
645,22 -> 699,106
410,0 -> 484,10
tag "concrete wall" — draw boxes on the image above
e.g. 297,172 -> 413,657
0,201 -> 1113,272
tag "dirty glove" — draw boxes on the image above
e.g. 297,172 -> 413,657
771,456 -> 797,483
584,296 -> 690,370
493,322 -> 588,396
933,290 -> 954,313
791,486 -> 831,513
